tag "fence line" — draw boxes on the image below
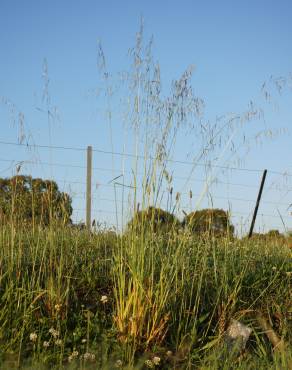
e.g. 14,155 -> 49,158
74,206 -> 292,221
2,157 -> 292,193
1,140 -> 292,176
73,192 -> 291,208
1,141 -> 292,233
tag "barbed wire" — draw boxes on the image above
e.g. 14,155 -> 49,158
1,157 -> 292,207
2,157 -> 292,193
72,207 -> 292,221
72,192 -> 291,207
1,141 -> 292,230
1,140 -> 291,176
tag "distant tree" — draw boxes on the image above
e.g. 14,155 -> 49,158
247,229 -> 285,242
266,229 -> 285,239
0,175 -> 72,226
126,206 -> 180,234
182,208 -> 234,237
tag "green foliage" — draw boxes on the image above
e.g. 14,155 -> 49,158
0,175 -> 72,226
250,230 -> 283,238
1,225 -> 292,369
246,229 -> 286,244
126,206 -> 180,234
182,208 -> 234,237
266,229 -> 283,238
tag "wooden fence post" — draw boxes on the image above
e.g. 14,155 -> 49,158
248,169 -> 267,238
86,146 -> 92,230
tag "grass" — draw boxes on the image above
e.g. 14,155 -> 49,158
0,221 -> 291,369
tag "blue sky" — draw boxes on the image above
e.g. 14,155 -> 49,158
1,0 -> 292,233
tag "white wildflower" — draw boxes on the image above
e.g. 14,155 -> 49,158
90,353 -> 96,361
68,349 -> 79,362
83,352 -> 90,360
81,338 -> 87,343
49,327 -> 60,338
43,341 -> 50,348
114,359 -> 123,368
145,359 -> 154,368
100,295 -> 108,304
54,304 -> 62,312
153,356 -> 161,365
29,332 -> 38,342
83,352 -> 96,362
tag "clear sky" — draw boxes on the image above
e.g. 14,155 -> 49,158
1,0 -> 292,234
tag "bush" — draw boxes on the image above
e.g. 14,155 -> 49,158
246,229 -> 287,246
182,208 -> 234,237
0,175 -> 72,226
126,206 -> 180,234
266,229 -> 283,238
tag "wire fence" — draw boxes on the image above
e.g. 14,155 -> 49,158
1,140 -> 292,235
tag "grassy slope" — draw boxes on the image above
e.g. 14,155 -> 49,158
0,224 -> 291,369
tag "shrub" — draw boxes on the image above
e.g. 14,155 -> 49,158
126,206 -> 180,234
182,208 -> 234,237
266,229 -> 282,237
247,229 -> 287,246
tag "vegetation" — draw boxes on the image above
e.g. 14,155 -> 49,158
126,206 -> 180,234
182,208 -> 234,237
0,175 -> 72,227
2,24 -> 292,369
0,222 -> 291,369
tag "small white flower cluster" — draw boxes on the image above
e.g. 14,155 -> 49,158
49,327 -> 60,339
29,332 -> 38,342
68,350 -> 79,362
114,359 -> 123,368
144,356 -> 161,368
54,303 -> 62,312
153,357 -> 161,365
100,295 -> 108,304
82,352 -> 96,362
29,328 -> 63,347
144,360 -> 154,369
48,328 -> 62,346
